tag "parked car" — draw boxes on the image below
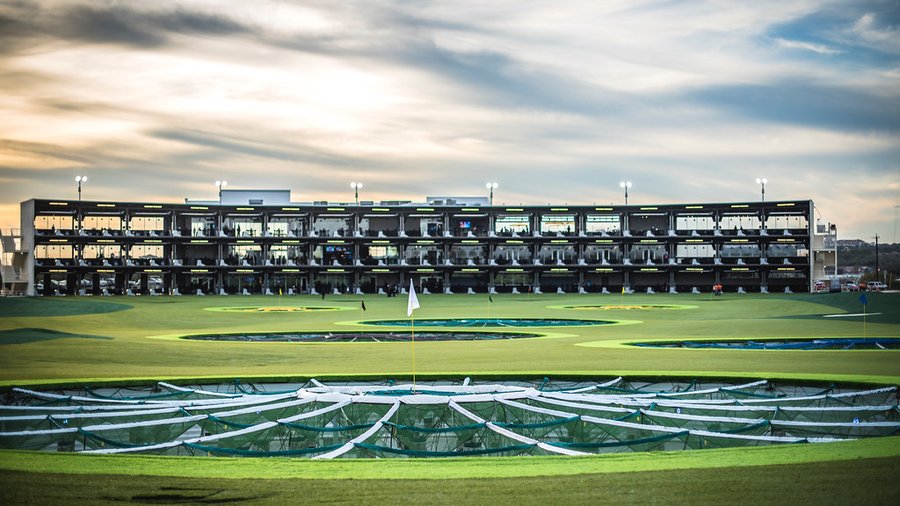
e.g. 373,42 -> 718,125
844,282 -> 859,292
866,281 -> 887,291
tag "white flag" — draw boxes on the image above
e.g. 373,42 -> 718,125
407,279 -> 420,316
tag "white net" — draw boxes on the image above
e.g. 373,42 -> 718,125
1,378 -> 897,457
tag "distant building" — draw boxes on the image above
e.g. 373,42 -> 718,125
186,189 -> 292,207
4,191 -> 831,296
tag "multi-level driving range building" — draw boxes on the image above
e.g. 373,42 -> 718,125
1,189 -> 837,296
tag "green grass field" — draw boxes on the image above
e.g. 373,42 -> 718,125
1,292 -> 899,504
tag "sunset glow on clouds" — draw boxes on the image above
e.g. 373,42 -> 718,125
0,0 -> 898,239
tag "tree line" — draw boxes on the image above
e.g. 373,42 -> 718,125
839,242 -> 900,282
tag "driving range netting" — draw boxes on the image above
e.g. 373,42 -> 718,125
2,378 -> 897,458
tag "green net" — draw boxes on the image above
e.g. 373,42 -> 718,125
1,379 -> 897,457
352,441 -> 538,458
550,430 -> 689,452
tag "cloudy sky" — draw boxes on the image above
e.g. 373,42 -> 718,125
1,0 -> 898,240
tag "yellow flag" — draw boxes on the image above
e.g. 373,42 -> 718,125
279,287 -> 283,296
621,286 -> 626,295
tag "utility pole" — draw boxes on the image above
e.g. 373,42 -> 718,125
874,234 -> 880,283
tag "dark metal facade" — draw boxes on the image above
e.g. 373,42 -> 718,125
21,198 -> 815,296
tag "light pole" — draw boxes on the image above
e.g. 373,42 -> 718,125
755,177 -> 767,202
619,181 -> 632,206
875,234 -> 880,284
351,182 -> 363,205
75,176 -> 87,233
215,180 -> 228,201
75,175 -> 87,202
486,182 -> 498,206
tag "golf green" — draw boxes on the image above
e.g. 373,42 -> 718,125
0,292 -> 898,504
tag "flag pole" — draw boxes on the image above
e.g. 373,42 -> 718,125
407,279 -> 420,393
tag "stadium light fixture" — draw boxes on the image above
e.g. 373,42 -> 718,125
74,175 -> 88,231
486,182 -> 498,206
619,181 -> 632,206
755,177 -> 767,202
75,175 -> 87,202
215,180 -> 228,201
351,182 -> 363,205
